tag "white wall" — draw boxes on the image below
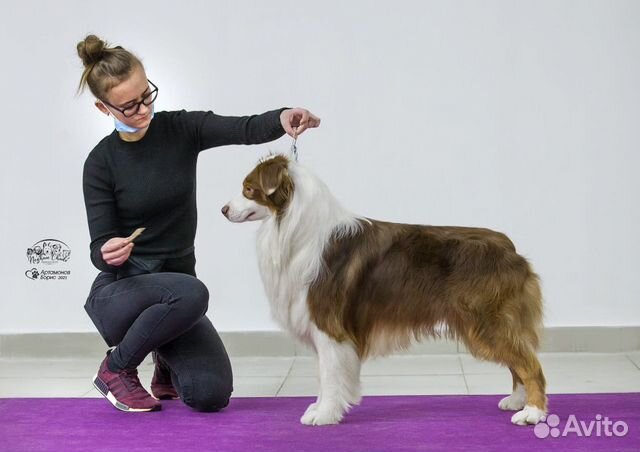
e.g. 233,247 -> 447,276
1,0 -> 638,334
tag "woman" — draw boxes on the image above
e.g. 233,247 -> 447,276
78,34 -> 320,412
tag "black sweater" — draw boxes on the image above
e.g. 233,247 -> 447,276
82,108 -> 287,273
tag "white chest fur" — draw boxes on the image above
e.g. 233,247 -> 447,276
252,162 -> 369,342
256,218 -> 314,340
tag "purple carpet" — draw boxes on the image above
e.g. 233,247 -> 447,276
0,394 -> 638,452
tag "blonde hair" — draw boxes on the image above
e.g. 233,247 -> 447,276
76,34 -> 144,99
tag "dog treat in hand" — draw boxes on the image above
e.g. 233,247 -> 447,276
126,227 -> 146,242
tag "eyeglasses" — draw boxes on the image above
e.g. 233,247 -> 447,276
101,79 -> 158,118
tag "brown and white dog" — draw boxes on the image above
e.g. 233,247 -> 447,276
221,153 -> 547,426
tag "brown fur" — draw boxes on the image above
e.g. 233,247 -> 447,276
243,155 -> 547,413
307,219 -> 547,411
242,155 -> 293,223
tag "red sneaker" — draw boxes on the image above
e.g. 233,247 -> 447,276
93,351 -> 161,412
151,351 -> 179,400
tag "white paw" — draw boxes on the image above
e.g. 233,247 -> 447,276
349,389 -> 363,406
302,402 -> 319,417
499,394 -> 526,411
498,385 -> 527,411
511,404 -> 547,425
300,405 -> 343,426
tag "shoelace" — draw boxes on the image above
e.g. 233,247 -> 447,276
120,368 -> 145,392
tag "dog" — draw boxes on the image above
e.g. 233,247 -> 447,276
221,153 -> 547,426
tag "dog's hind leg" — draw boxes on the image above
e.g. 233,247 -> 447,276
462,321 -> 547,424
510,351 -> 547,426
498,367 -> 527,411
300,325 -> 362,426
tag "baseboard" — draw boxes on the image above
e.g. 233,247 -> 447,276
0,327 -> 638,359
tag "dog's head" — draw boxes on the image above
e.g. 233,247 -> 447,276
222,154 -> 294,223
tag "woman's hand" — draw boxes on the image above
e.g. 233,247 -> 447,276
280,108 -> 321,137
101,237 -> 134,267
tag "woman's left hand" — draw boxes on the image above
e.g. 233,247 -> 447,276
280,108 -> 321,137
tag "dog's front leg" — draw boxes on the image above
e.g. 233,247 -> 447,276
301,381 -> 322,419
300,327 -> 362,426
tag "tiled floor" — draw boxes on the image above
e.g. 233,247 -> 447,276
1,352 -> 639,399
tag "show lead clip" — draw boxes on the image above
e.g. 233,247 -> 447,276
290,127 -> 299,161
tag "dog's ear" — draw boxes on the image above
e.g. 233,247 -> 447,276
258,160 -> 288,197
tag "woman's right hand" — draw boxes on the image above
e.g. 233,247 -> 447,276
101,237 -> 134,267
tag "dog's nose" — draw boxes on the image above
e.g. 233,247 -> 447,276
221,205 -> 229,217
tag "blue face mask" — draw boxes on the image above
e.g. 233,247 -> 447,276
114,116 -> 141,133
111,104 -> 155,133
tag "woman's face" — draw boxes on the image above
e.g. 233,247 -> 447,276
95,66 -> 154,130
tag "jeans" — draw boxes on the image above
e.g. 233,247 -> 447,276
84,253 -> 233,412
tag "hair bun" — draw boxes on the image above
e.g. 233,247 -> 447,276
77,34 -> 107,67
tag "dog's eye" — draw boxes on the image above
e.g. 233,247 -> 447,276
244,186 -> 254,196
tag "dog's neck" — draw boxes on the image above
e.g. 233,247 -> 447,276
255,162 -> 370,337
257,163 -> 365,285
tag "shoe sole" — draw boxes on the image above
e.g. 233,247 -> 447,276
151,394 -> 180,401
151,386 -> 180,401
92,374 -> 161,412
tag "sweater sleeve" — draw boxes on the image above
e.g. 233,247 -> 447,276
180,108 -> 289,152
82,151 -> 121,273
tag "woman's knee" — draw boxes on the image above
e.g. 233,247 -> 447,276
185,384 -> 232,412
182,362 -> 233,412
186,277 -> 209,316
164,273 -> 210,317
